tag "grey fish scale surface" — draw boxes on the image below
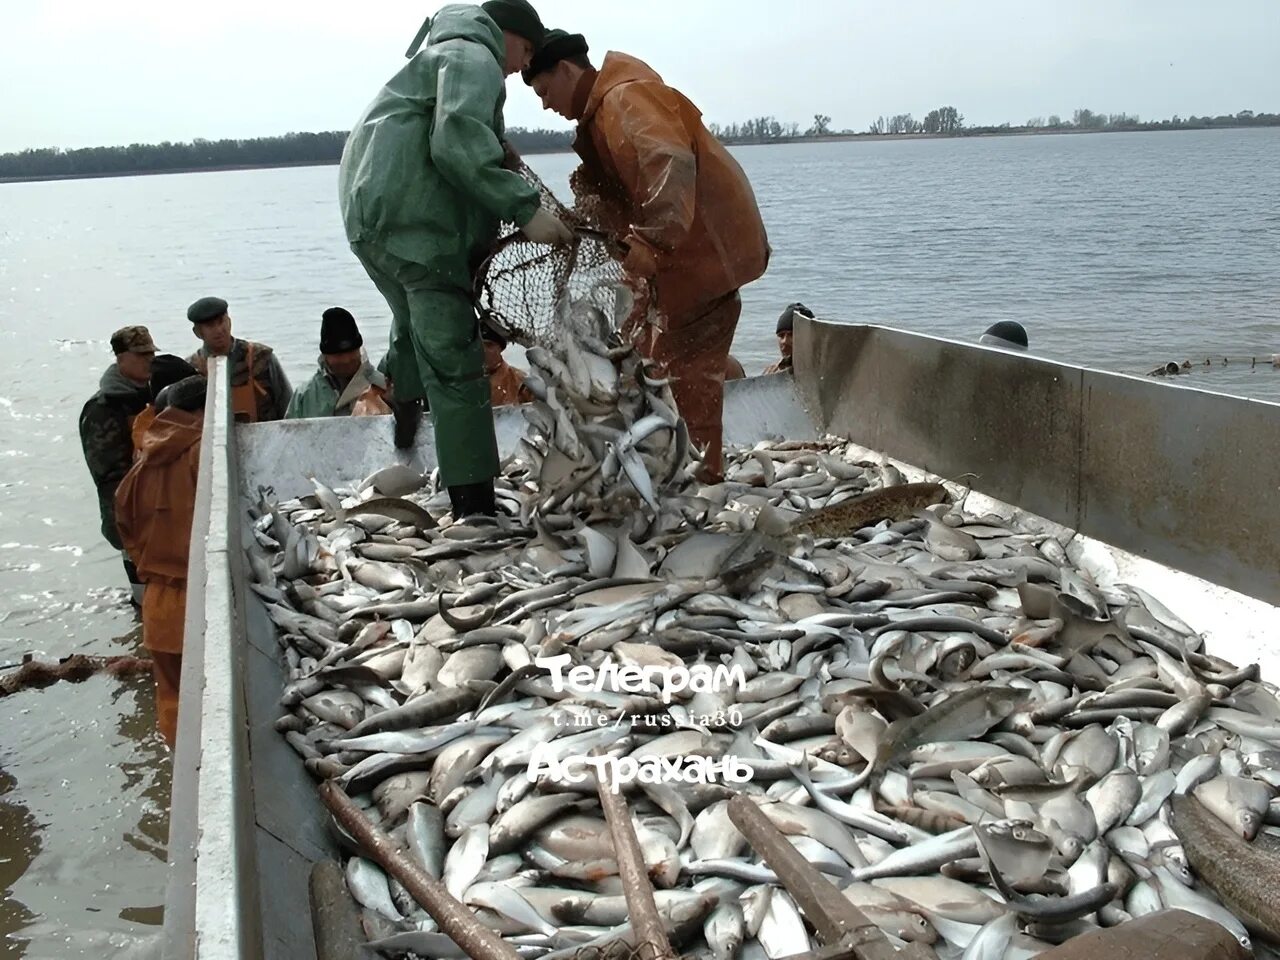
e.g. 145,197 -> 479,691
247,294 -> 1280,960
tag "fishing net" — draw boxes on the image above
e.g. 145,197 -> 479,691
568,942 -> 669,960
475,160 -> 654,349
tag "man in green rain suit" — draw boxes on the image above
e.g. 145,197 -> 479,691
339,1 -> 572,520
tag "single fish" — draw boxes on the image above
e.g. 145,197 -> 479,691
791,483 -> 950,538
344,856 -> 402,922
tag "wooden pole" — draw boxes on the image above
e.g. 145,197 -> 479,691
594,766 -> 677,960
727,796 -> 931,960
318,780 -> 523,960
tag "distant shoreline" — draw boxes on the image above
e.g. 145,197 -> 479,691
1,123 -> 1273,184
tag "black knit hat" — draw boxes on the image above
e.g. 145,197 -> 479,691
480,323 -> 508,348
155,375 -> 208,414
522,28 -> 589,83
320,307 -> 363,354
777,302 -> 814,334
148,354 -> 198,404
481,0 -> 545,45
980,320 -> 1029,350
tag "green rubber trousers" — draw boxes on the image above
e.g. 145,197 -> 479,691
351,242 -> 498,488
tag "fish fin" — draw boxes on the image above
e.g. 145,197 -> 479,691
976,842 -> 1027,907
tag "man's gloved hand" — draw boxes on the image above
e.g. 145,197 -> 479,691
569,165 -> 593,205
501,140 -> 521,171
619,273 -> 656,345
622,234 -> 659,279
521,208 -> 574,245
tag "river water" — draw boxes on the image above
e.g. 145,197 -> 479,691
0,128 -> 1278,957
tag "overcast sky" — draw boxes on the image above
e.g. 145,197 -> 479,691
2,0 -> 1277,153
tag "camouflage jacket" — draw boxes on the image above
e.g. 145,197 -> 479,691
79,364 -> 150,548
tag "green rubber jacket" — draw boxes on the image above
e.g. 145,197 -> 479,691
286,357 -> 388,420
338,4 -> 541,289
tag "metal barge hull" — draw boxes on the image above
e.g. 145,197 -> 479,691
160,317 -> 1280,960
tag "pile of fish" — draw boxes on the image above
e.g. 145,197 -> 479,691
245,299 -> 1280,960
513,293 -> 701,520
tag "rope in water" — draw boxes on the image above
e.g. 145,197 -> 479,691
0,654 -> 153,697
1145,355 -> 1280,376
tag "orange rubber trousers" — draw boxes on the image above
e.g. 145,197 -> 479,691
634,291 -> 741,483
141,581 -> 186,747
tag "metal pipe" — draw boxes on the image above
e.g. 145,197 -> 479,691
318,781 -> 523,960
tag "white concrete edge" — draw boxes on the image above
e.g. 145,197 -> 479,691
837,438 -> 1280,677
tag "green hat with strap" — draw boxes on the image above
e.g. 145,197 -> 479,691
522,28 -> 589,84
481,0 -> 545,45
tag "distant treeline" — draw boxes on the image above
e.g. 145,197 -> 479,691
715,107 -> 1280,142
938,107 -> 1280,137
0,127 -> 574,181
1,107 -> 1277,181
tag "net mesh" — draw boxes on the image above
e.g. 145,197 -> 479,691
476,160 -> 652,349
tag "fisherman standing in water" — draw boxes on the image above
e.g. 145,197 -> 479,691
131,355 -> 198,452
186,297 -> 292,423
978,320 -> 1029,352
286,308 -> 391,419
764,303 -> 812,375
338,0 -> 573,521
79,325 -> 157,606
522,29 -> 770,483
481,324 -> 535,406
115,375 -> 207,747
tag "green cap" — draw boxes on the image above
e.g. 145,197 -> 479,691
522,28 -> 588,84
481,0 -> 545,46
187,296 -> 228,325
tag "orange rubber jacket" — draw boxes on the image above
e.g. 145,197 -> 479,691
115,408 -> 203,593
488,360 -> 534,406
573,52 -> 770,318
130,404 -> 158,455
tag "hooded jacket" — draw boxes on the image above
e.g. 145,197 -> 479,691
79,364 -> 151,548
338,4 -> 541,288
573,53 -> 770,317
287,356 -> 389,419
114,408 -> 203,588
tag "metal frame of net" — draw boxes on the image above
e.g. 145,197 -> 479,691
475,160 -> 654,349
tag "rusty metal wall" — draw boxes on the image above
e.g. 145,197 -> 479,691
792,318 -> 1280,606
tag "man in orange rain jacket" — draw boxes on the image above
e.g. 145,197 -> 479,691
523,31 -> 770,482
115,375 -> 206,747
482,323 -> 534,406
130,355 -> 199,454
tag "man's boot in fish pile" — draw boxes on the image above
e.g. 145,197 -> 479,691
447,481 -> 498,523
391,398 -> 422,449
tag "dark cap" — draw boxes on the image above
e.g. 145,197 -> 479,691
480,323 -> 508,348
481,0 -> 544,45
320,307 -> 363,354
522,28 -> 589,83
187,296 -> 229,325
148,354 -> 198,403
776,302 -> 813,334
155,375 -> 208,414
110,325 -> 157,355
980,320 -> 1029,350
